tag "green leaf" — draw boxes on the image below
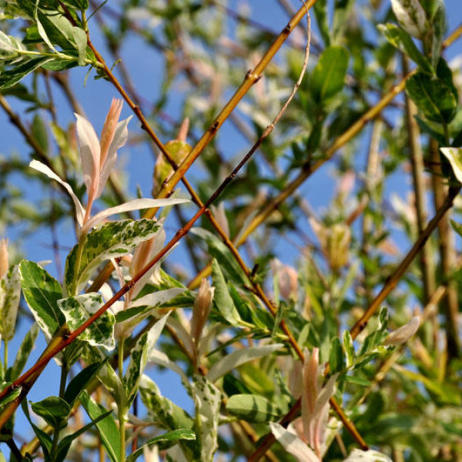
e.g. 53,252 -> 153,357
22,400 -> 52,458
64,219 -> 161,295
226,394 -> 282,423
405,72 -> 457,123
211,259 -> 242,326
63,361 -> 105,406
311,46 -> 349,104
56,410 -> 113,462
313,1 -> 330,46
191,228 -> 246,285
80,391 -> 120,462
344,375 -> 371,387
0,264 -> 21,341
0,385 -> 21,411
19,260 -> 65,338
9,324 -> 39,380
58,293 -> 115,350
127,429 -> 196,462
378,23 -> 433,74
329,337 -> 345,374
342,330 -> 355,368
31,396 -> 70,429
0,56 -> 54,89
451,219 -> 462,237
31,114 -> 48,153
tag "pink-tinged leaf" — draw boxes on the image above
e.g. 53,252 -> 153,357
99,99 -> 123,167
29,160 -> 85,226
83,197 -> 189,232
269,423 -> 320,462
98,116 -> 132,198
384,316 -> 420,346
75,113 -> 100,196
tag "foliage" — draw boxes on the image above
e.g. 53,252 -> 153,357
0,0 -> 461,461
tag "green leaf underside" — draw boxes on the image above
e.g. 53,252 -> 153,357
31,396 -> 70,429
58,293 -> 115,350
19,260 -> 65,338
64,219 -> 161,295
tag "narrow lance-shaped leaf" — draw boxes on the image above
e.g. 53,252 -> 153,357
311,46 -> 349,104
0,264 -> 21,341
211,259 -> 242,326
124,313 -> 170,405
19,260 -> 65,339
58,293 -> 115,350
191,374 -> 221,462
80,391 -> 120,462
0,56 -> 55,89
207,343 -> 284,383
31,396 -> 70,430
226,394 -> 283,423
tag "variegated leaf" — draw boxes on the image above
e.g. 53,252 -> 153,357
140,375 -> 193,431
58,293 -> 115,350
191,375 -> 221,462
124,313 -> 169,405
64,219 -> 161,295
0,264 -> 21,341
441,147 -> 462,183
19,260 -> 65,339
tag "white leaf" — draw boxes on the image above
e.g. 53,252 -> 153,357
344,449 -> 392,462
440,147 -> 462,183
130,288 -> 185,308
391,0 -> 427,38
84,197 -> 189,231
75,113 -> 100,194
30,160 -> 85,226
270,423 -> 320,462
207,343 -> 284,382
